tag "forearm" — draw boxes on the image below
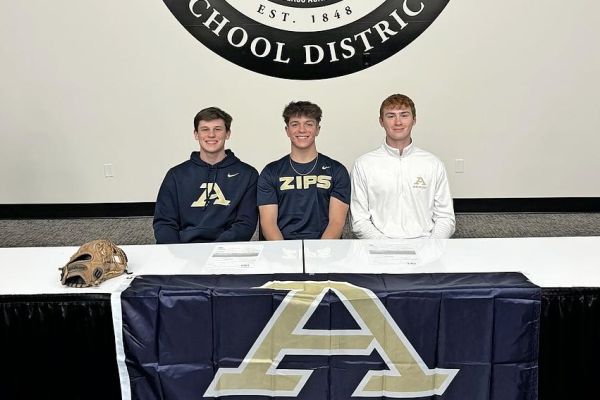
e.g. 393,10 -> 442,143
321,197 -> 349,239
350,164 -> 386,239
258,204 -> 284,240
153,224 -> 180,244
261,222 -> 284,240
431,218 -> 455,239
154,173 -> 182,244
321,221 -> 345,239
217,186 -> 259,242
351,218 -> 387,239
216,221 -> 257,242
431,166 -> 455,239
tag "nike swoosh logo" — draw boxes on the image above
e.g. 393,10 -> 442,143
322,166 -> 331,170
227,173 -> 239,178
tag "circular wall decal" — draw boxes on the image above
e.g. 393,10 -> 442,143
163,0 -> 450,79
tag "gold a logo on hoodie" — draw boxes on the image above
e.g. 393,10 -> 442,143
192,183 -> 231,207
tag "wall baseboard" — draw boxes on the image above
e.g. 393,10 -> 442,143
453,198 -> 600,213
0,203 -> 155,219
0,198 -> 599,219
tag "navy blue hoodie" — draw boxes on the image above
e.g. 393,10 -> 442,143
153,150 -> 258,243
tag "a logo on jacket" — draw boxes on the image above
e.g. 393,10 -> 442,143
163,1 -> 451,80
204,281 -> 458,397
192,183 -> 231,207
413,176 -> 427,189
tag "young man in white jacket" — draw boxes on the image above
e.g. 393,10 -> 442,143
351,94 -> 455,239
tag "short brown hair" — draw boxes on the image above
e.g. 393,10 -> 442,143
379,94 -> 416,119
194,107 -> 232,131
282,101 -> 322,125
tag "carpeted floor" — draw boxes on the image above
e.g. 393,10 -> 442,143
454,213 -> 600,238
1,213 -> 599,247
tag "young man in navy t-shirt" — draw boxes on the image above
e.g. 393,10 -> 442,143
257,101 -> 350,240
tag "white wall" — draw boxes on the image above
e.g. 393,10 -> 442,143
1,0 -> 599,203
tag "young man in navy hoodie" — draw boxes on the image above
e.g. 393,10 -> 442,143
153,107 -> 258,243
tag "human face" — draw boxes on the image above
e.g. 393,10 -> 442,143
194,119 -> 230,156
285,116 -> 320,151
379,105 -> 416,149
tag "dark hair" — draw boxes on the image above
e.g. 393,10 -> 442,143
379,94 -> 416,119
193,107 -> 233,131
282,101 -> 322,125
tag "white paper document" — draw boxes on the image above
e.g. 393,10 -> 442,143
367,243 -> 420,266
206,244 -> 264,268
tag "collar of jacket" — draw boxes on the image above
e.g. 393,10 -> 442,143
381,140 -> 415,158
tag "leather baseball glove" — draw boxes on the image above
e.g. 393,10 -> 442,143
60,239 -> 128,287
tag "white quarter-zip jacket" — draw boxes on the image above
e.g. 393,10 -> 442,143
351,141 -> 455,239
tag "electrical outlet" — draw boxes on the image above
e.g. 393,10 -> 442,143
454,159 -> 464,173
104,163 -> 114,178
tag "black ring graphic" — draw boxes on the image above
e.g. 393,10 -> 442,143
164,0 -> 450,80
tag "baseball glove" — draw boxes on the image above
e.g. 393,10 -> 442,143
60,239 -> 128,287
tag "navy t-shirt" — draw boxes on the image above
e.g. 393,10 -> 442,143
257,153 -> 350,239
